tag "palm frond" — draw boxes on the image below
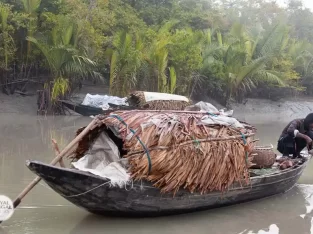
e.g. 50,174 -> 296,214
21,0 -> 41,14
252,70 -> 286,86
169,66 -> 177,94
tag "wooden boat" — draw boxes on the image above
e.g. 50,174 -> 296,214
26,156 -> 309,217
59,91 -> 192,116
60,100 -> 104,116
59,100 -> 133,116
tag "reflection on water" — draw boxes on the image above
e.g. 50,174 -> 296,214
0,114 -> 313,234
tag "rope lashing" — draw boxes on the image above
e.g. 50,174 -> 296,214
192,136 -> 200,148
107,114 -> 152,174
63,181 -> 111,198
207,112 -> 218,117
62,181 -> 135,198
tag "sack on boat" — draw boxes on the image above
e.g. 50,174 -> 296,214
72,110 -> 257,195
128,91 -> 191,110
81,93 -> 129,110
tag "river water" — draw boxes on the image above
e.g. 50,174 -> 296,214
1,113 -> 313,234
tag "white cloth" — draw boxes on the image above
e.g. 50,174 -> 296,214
81,93 -> 128,110
143,92 -> 189,102
294,129 -> 299,137
72,132 -> 130,187
200,115 -> 244,128
194,101 -> 233,117
194,101 -> 219,113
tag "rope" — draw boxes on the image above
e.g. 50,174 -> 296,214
240,132 -> 247,145
107,114 -> 152,174
207,112 -> 218,117
62,181 -> 111,198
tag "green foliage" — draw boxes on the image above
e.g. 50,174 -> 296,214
27,16 -> 100,103
201,24 -> 289,104
108,30 -> 144,96
2,0 -> 313,107
169,66 -> 176,93
51,77 -> 69,101
0,3 -> 13,69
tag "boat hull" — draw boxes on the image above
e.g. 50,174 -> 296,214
60,100 -> 104,116
26,159 -> 308,217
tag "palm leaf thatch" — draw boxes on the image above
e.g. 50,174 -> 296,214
72,110 -> 256,195
127,91 -> 191,110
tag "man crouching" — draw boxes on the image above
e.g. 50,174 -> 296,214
277,113 -> 313,158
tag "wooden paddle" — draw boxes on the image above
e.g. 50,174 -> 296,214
0,118 -> 99,224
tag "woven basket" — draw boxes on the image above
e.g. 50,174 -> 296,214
250,147 -> 276,169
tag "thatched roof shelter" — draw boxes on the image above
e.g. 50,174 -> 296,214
72,110 -> 257,194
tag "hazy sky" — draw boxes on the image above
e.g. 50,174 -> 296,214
276,0 -> 313,10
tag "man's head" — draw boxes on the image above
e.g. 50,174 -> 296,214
304,113 -> 313,131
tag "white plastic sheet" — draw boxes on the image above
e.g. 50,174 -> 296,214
184,101 -> 241,127
81,93 -> 128,110
143,92 -> 189,102
194,101 -> 219,113
194,101 -> 233,117
200,115 -> 244,128
72,132 -> 130,187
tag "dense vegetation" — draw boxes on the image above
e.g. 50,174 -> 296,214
1,0 -> 313,110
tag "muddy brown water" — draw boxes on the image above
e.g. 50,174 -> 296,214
1,113 -> 313,234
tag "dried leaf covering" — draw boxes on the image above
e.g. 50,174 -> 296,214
73,110 -> 256,194
128,91 -> 191,110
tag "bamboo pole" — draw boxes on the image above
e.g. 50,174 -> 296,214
0,118 -> 98,224
51,139 -> 65,168
113,109 -> 221,115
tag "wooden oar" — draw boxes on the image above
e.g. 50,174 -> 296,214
0,118 -> 99,224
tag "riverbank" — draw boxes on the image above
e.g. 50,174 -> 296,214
0,93 -> 37,114
1,86 -> 313,121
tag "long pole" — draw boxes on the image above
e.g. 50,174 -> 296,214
0,118 -> 98,224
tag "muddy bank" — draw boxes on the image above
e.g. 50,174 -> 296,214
0,93 -> 37,114
0,85 -> 109,115
232,97 -> 313,123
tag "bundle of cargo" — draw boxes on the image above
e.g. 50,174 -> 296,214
128,91 -> 191,110
71,110 -> 257,194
